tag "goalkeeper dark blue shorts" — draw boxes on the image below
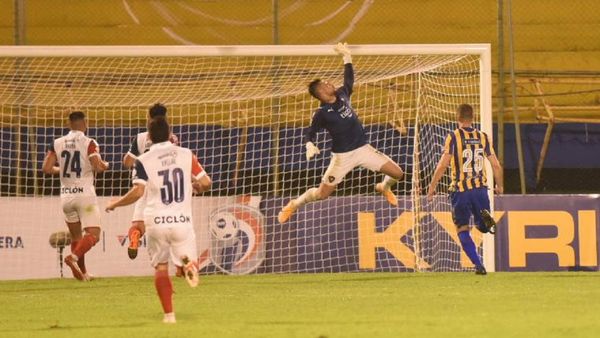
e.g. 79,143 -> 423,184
450,187 -> 490,232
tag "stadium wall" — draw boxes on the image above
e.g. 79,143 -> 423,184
0,195 -> 597,280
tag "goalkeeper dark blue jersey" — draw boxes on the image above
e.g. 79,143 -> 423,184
305,63 -> 367,153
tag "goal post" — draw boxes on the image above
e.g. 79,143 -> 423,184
0,44 -> 493,278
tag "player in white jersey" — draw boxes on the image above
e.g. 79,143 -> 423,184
106,116 -> 211,324
42,111 -> 109,281
122,103 -> 178,260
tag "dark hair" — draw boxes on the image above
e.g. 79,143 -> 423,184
68,111 -> 85,122
148,116 -> 170,143
149,103 -> 167,118
308,79 -> 322,99
457,104 -> 474,121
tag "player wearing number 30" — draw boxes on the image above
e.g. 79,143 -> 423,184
278,43 -> 405,223
106,116 -> 211,324
427,104 -> 503,275
42,111 -> 110,281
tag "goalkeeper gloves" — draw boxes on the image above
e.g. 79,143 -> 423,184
334,42 -> 352,64
305,142 -> 320,161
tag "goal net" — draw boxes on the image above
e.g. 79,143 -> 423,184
0,45 -> 492,279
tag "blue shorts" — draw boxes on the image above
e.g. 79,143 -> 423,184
450,187 -> 490,232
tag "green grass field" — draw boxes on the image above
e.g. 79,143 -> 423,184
1,273 -> 599,338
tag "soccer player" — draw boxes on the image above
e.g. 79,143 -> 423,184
426,103 -> 503,275
42,111 -> 109,281
106,116 -> 211,324
278,42 -> 405,223
122,103 -> 178,260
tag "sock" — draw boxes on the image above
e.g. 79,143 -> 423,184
69,240 -> 86,273
72,234 -> 98,260
458,231 -> 483,267
155,270 -> 173,314
294,187 -> 319,207
381,175 -> 398,190
129,223 -> 145,237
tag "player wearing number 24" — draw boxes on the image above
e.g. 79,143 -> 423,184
42,111 -> 110,282
426,104 -> 503,275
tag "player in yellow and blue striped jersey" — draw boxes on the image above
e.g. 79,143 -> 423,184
427,104 -> 503,275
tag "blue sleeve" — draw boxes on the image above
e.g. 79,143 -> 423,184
128,136 -> 139,156
132,159 -> 148,183
337,63 -> 354,97
304,110 -> 324,143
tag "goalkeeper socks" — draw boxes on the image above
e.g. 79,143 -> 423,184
72,234 -> 98,259
458,231 -> 483,268
295,187 -> 319,207
70,240 -> 86,274
381,176 -> 398,190
155,270 -> 173,313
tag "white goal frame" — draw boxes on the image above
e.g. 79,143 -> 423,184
0,44 -> 494,272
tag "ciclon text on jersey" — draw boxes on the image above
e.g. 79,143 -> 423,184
153,214 -> 191,225
61,186 -> 84,194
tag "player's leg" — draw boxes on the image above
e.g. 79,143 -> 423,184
359,145 -> 404,206
471,188 -> 496,234
128,197 -> 147,259
64,219 -> 87,281
451,191 -> 486,274
61,198 -> 87,280
68,198 -> 102,280
169,226 -> 199,287
278,153 -> 350,223
147,227 -> 175,323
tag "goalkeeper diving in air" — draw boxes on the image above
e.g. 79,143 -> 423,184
278,43 -> 405,223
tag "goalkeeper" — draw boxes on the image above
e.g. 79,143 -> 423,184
278,43 -> 405,223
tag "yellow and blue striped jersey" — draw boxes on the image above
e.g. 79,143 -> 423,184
443,127 -> 494,192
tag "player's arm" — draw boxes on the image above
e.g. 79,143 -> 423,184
41,150 -> 60,175
191,154 -> 212,194
123,136 -> 139,169
482,132 -> 503,194
105,183 -> 145,212
304,111 -> 323,160
334,42 -> 353,96
487,154 -> 504,194
105,159 -> 146,212
427,154 -> 452,201
88,140 -> 109,173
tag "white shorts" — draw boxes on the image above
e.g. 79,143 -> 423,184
322,144 -> 392,185
60,195 -> 101,228
131,193 -> 147,222
146,225 -> 197,268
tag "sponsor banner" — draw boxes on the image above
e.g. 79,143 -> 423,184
0,196 -> 265,280
495,195 -> 599,271
1,194 -> 597,279
259,196 -> 475,273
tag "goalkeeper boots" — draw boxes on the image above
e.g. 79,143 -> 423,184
278,200 -> 298,224
375,183 -> 398,207
128,227 -> 141,260
181,256 -> 199,288
475,265 -> 487,275
480,209 -> 497,234
64,255 -> 85,281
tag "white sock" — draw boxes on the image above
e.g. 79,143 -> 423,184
295,187 -> 319,207
381,175 -> 398,190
